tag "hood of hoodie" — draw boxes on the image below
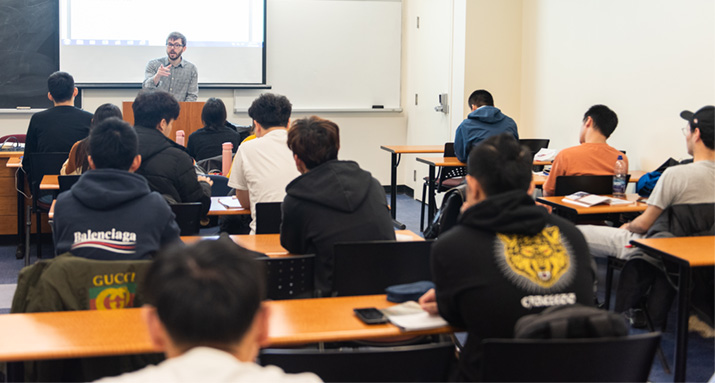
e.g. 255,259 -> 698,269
285,160 -> 374,213
459,189 -> 549,236
135,125 -> 187,160
467,106 -> 507,124
70,169 -> 152,210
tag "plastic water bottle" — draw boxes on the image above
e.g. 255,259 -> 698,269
222,142 -> 233,175
613,155 -> 627,198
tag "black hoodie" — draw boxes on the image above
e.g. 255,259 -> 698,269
280,160 -> 395,295
432,190 -> 595,382
53,169 -> 181,260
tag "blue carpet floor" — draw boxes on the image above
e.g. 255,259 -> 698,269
0,193 -> 711,381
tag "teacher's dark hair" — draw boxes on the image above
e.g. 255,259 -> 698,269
468,133 -> 532,196
143,237 -> 266,350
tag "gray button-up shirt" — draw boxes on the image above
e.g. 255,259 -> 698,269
143,57 -> 198,101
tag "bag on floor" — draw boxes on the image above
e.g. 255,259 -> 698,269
424,184 -> 467,239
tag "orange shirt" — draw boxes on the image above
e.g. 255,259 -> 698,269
543,143 -> 629,196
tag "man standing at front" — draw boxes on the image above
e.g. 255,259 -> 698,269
419,134 -> 594,381
453,89 -> 518,162
228,93 -> 300,234
143,32 -> 198,102
543,104 -> 627,196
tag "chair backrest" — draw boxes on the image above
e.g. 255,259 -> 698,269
257,254 -> 315,300
255,202 -> 282,234
24,152 -> 70,192
0,134 -> 26,145
481,332 -> 661,382
260,340 -> 456,382
169,202 -> 202,236
206,174 -> 231,196
554,174 -> 631,196
58,175 -> 81,193
444,142 -> 456,157
333,240 -> 433,296
519,139 -> 550,155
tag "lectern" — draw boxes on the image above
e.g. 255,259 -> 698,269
122,101 -> 205,144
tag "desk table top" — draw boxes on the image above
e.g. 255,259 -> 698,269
537,194 -> 648,215
5,155 -> 22,167
631,236 -> 715,267
209,196 -> 250,216
380,145 -> 444,154
0,295 -> 453,362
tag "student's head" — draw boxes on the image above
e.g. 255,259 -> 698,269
582,104 -> 618,140
88,118 -> 140,171
132,90 -> 181,131
91,103 -> 123,129
681,105 -> 714,153
142,238 -> 267,358
287,116 -> 340,172
467,133 -> 532,199
468,89 -> 494,110
166,32 -> 187,61
248,93 -> 292,131
201,98 -> 227,129
47,71 -> 77,103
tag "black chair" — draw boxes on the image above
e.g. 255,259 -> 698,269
519,138 -> 550,160
169,202 -> 202,236
554,174 -> 631,196
260,340 -> 456,382
24,152 -> 69,262
206,174 -> 231,196
58,175 -> 81,193
333,240 -> 433,296
255,202 -> 282,234
420,142 -> 466,231
481,332 -> 661,382
257,254 -> 315,300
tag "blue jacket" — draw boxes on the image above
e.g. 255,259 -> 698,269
454,106 -> 519,162
52,169 -> 181,260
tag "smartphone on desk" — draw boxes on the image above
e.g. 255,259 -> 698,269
354,307 -> 388,324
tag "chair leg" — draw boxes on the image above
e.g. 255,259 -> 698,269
420,182 -> 427,232
604,257 -> 615,310
25,206 -> 31,267
642,302 -> 671,375
35,209 -> 42,259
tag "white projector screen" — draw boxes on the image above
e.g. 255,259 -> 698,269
59,0 -> 266,85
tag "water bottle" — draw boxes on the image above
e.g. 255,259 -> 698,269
222,142 -> 233,175
175,130 -> 185,147
613,155 -> 627,198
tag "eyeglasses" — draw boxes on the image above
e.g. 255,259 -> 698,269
166,43 -> 184,49
682,125 -> 691,136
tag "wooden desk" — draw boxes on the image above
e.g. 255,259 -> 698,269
380,145 -> 444,229
3,154 -> 24,250
630,236 -> 715,382
536,194 -> 647,222
209,196 -> 250,216
181,230 -> 424,257
415,157 -> 464,224
532,170 -> 647,188
40,174 -> 59,190
0,295 -> 453,362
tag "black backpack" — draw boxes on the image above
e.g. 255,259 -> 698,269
424,184 -> 467,239
514,304 -> 629,339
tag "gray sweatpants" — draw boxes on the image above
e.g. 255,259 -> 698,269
577,224 -> 645,260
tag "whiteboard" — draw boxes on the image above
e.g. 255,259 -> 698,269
234,0 -> 402,112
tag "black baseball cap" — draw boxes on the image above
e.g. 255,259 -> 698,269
680,106 -> 714,130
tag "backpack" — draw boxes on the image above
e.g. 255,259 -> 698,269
636,157 -> 686,197
424,184 -> 467,239
514,303 -> 629,339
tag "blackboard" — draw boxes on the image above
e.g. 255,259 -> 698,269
0,0 -> 59,110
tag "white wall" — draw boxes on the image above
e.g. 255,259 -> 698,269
521,0 -> 715,171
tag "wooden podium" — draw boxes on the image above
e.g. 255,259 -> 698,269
122,101 -> 205,144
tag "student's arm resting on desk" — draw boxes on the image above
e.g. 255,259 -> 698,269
235,189 -> 250,211
621,205 -> 663,234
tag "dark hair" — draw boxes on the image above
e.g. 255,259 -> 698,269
89,117 -> 138,170
201,98 -> 227,129
92,103 -> 123,128
167,31 -> 187,46
143,237 -> 265,349
47,71 -> 75,103
287,116 -> 340,169
583,105 -> 618,138
132,90 -> 181,129
248,93 -> 292,128
468,133 -> 532,196
468,89 -> 494,109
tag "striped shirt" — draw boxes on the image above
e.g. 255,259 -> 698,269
143,57 -> 198,101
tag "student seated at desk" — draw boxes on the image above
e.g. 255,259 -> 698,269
61,103 -> 123,175
96,238 -> 321,383
187,98 -> 242,162
53,118 -> 180,260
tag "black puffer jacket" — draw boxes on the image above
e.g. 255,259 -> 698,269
134,126 -> 211,216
